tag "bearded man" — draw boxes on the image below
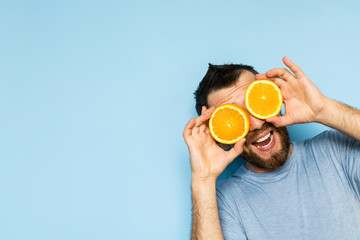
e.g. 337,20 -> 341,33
183,57 -> 360,239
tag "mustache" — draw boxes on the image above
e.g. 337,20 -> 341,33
245,122 -> 274,144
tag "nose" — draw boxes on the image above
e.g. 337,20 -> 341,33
248,114 -> 265,131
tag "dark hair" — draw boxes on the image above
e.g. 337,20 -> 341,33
194,63 -> 258,115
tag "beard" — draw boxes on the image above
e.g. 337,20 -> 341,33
240,122 -> 290,170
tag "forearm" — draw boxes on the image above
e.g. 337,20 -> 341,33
316,98 -> 360,141
191,179 -> 224,240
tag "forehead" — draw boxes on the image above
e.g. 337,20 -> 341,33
207,70 -> 255,107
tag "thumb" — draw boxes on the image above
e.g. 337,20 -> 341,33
266,116 -> 293,127
226,138 -> 246,163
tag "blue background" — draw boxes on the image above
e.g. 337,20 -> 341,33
1,0 -> 360,239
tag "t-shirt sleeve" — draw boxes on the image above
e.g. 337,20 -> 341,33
325,130 -> 360,199
216,185 -> 247,240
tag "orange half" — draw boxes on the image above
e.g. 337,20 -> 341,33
209,104 -> 250,144
245,80 -> 283,119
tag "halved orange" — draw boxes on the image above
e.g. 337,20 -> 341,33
245,80 -> 283,119
209,104 -> 250,144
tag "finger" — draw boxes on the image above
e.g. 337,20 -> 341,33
266,116 -> 294,127
201,105 -> 207,115
205,127 -> 210,134
195,106 -> 215,127
263,76 -> 287,89
282,56 -> 305,78
199,124 -> 207,133
255,74 -> 267,80
183,118 -> 196,138
226,138 -> 246,162
266,68 -> 296,81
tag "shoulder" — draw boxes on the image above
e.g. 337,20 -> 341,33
288,130 -> 335,159
216,177 -> 247,238
217,177 -> 240,197
216,176 -> 247,225
304,130 -> 358,151
216,164 -> 249,194
216,174 -> 246,205
298,130 -> 360,170
304,130 -> 339,144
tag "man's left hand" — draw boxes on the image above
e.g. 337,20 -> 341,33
255,57 -> 329,127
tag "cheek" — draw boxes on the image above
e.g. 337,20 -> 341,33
242,142 -> 254,155
272,130 -> 288,152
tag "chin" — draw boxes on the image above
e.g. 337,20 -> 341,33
241,124 -> 291,170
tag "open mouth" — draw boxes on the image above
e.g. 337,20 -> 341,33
251,130 -> 275,151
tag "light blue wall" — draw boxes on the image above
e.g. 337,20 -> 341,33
1,0 -> 360,239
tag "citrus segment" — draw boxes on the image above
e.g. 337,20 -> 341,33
245,80 -> 283,119
209,104 -> 250,144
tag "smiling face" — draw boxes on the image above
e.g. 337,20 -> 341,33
207,71 -> 292,173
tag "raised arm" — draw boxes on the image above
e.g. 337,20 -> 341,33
256,57 -> 360,141
314,97 -> 360,141
183,106 -> 245,240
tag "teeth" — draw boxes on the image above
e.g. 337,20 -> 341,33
257,134 -> 273,148
255,132 -> 271,143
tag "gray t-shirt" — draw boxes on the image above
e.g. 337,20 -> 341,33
217,130 -> 360,239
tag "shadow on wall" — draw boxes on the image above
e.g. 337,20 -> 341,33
217,123 -> 329,182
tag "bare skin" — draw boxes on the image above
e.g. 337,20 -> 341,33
183,57 -> 360,239
258,57 -> 360,141
183,106 -> 245,239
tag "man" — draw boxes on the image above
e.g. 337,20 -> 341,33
183,57 -> 360,239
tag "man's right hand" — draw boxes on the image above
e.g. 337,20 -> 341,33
183,105 -> 246,240
183,105 -> 246,181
